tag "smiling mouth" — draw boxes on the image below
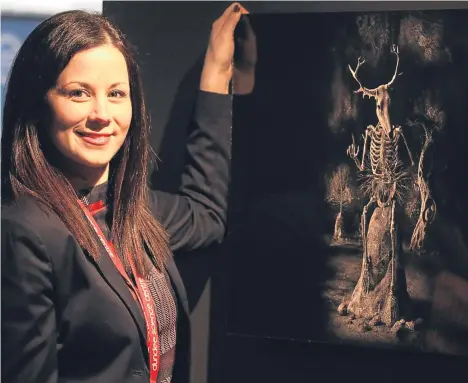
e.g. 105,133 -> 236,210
76,131 -> 113,146
76,131 -> 112,137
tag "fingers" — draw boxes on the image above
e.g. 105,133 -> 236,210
221,2 -> 244,17
221,2 -> 249,33
226,2 -> 249,16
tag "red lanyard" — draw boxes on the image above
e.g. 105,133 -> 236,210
77,199 -> 160,383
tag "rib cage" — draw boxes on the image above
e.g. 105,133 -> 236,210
368,125 -> 402,183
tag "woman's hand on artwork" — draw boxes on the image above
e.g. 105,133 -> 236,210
200,2 -> 250,94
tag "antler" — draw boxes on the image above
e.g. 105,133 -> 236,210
384,45 -> 402,88
348,56 -> 377,99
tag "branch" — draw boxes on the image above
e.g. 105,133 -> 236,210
409,123 -> 436,251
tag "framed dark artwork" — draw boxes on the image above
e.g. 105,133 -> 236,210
227,7 -> 468,357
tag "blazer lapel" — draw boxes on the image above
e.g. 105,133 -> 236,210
87,249 -> 148,345
87,247 -> 189,352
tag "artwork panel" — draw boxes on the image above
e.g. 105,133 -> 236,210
228,9 -> 468,358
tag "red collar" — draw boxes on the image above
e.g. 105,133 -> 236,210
87,200 -> 106,215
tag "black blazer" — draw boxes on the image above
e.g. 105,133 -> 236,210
1,91 -> 232,383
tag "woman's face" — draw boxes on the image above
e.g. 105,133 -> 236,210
46,44 -> 132,183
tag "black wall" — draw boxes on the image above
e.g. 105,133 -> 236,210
102,2 -> 468,383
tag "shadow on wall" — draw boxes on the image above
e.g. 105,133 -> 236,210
149,54 -> 205,194
148,51 -> 219,313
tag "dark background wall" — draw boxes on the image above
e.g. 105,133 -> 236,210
102,2 -> 468,383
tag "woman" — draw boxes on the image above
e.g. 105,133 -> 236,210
1,3 -> 248,382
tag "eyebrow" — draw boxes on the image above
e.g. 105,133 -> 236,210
61,81 -> 129,88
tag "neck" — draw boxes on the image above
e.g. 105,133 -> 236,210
67,165 -> 109,191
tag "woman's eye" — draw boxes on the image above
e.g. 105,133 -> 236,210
69,89 -> 88,98
109,90 -> 127,98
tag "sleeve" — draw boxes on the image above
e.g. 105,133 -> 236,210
1,218 -> 58,383
148,90 -> 232,253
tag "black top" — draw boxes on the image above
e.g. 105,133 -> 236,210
1,90 -> 232,383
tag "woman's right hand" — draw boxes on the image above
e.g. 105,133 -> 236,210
200,2 -> 250,94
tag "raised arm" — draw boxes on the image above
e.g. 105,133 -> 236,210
347,127 -> 371,171
2,218 -> 58,382
148,91 -> 232,252
148,3 -> 250,252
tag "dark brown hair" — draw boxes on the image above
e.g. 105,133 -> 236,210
1,10 -> 170,275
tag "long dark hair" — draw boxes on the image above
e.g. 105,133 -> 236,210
1,10 -> 170,275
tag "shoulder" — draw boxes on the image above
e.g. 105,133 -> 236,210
3,196 -> 65,229
2,196 -> 74,254
3,195 -> 48,217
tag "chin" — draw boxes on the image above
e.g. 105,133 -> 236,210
75,156 -> 113,170
86,162 -> 111,169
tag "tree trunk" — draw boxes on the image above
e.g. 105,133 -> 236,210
346,205 -> 411,326
333,211 -> 344,241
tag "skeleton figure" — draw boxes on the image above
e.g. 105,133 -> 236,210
344,45 -> 416,324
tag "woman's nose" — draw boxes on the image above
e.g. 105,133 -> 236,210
89,97 -> 111,124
